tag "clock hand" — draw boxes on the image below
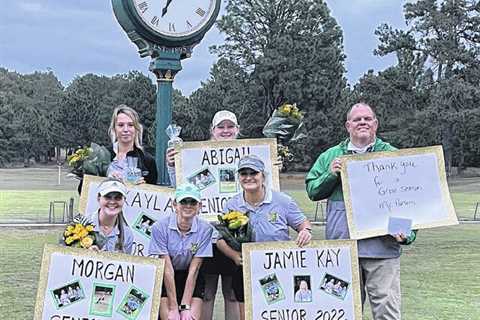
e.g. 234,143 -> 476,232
162,0 -> 173,17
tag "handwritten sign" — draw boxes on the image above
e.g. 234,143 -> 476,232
34,244 -> 164,320
175,138 -> 280,221
242,240 -> 362,320
341,146 -> 458,239
79,175 -> 175,256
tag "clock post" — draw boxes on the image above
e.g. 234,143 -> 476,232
149,49 -> 182,185
112,0 -> 221,185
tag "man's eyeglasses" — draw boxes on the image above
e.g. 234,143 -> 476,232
239,169 -> 259,177
103,192 -> 124,201
179,198 -> 199,206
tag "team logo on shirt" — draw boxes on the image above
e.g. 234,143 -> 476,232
190,243 -> 199,254
268,212 -> 278,223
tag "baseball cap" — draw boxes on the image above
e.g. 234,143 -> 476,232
97,179 -> 128,197
211,110 -> 238,128
237,155 -> 265,173
175,183 -> 201,202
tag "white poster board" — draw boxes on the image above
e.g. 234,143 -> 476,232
79,175 -> 175,256
341,145 -> 458,239
242,240 -> 362,320
174,138 -> 280,221
34,244 -> 164,320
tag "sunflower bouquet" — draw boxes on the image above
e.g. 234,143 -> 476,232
216,211 -> 254,251
62,216 -> 105,249
67,143 -> 111,179
263,103 -> 307,166
263,103 -> 306,144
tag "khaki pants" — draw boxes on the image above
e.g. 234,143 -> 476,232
359,257 -> 401,320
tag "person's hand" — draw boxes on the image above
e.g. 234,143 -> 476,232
110,171 -> 124,181
166,148 -> 178,167
393,232 -> 407,243
296,229 -> 312,247
180,309 -> 194,320
233,251 -> 243,266
167,309 -> 181,320
330,158 -> 342,175
135,177 -> 146,185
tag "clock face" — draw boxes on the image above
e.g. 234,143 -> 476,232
132,0 -> 217,38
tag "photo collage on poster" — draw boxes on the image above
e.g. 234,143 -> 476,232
132,212 -> 157,239
187,166 -> 238,194
50,280 -> 149,320
258,272 -> 350,305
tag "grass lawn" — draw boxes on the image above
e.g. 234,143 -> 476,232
0,167 -> 479,319
1,225 -> 479,319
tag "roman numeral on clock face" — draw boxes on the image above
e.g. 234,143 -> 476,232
138,1 -> 148,14
151,15 -> 159,26
169,23 -> 176,32
186,20 -> 193,29
195,8 -> 206,17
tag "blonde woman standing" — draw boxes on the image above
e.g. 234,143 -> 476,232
107,104 -> 157,185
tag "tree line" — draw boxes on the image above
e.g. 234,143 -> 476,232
0,0 -> 479,172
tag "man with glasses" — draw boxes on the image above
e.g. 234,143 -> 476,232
306,102 -> 417,320
149,183 -> 213,320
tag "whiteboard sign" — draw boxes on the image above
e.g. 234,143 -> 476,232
175,138 -> 280,221
242,240 -> 362,320
34,244 -> 164,320
79,175 -> 175,256
341,146 -> 458,239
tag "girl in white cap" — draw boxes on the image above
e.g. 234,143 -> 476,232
166,110 -> 241,320
86,178 -> 134,254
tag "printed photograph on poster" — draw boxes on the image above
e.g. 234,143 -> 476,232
132,212 -> 156,239
293,275 -> 312,303
89,282 -> 115,317
187,167 -> 216,190
117,286 -> 150,320
320,273 -> 349,300
259,273 -> 285,305
50,280 -> 85,309
219,167 -> 237,193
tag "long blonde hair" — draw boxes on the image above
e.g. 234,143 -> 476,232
108,105 -> 143,150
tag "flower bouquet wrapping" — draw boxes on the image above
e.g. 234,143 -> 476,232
67,143 -> 111,179
62,215 -> 106,249
216,211 -> 254,252
263,103 -> 307,163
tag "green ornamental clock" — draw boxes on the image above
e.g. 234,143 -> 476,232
112,0 -> 220,185
113,0 -> 221,52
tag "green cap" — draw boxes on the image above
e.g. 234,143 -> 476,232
175,183 -> 201,202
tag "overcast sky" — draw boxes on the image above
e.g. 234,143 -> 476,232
0,1 -> 409,95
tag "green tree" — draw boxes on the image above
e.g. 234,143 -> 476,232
0,69 -> 64,165
374,0 -> 480,170
56,74 -> 114,150
211,0 -> 347,168
179,58 -> 256,141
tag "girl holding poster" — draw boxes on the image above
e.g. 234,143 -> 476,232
87,178 -> 134,254
166,110 -> 242,320
217,155 -> 312,320
148,183 -> 213,320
